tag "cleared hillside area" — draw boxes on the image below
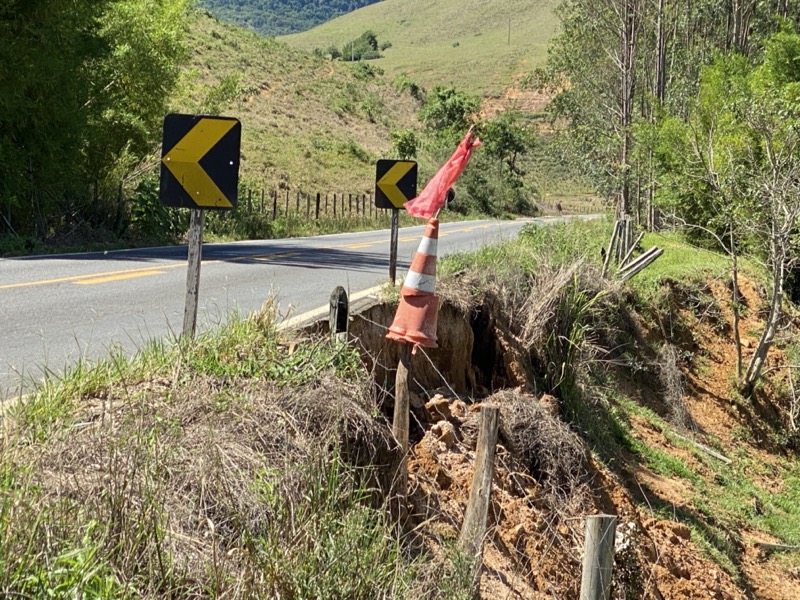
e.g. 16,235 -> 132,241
281,0 -> 560,96
175,11 -> 420,193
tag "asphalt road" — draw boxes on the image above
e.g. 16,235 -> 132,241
0,215 -> 597,397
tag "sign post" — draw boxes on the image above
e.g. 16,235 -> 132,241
375,159 -> 417,286
160,113 -> 241,338
183,209 -> 204,338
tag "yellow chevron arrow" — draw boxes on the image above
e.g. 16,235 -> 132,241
377,161 -> 415,208
162,118 -> 237,208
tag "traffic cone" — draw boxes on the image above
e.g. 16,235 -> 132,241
386,217 -> 439,350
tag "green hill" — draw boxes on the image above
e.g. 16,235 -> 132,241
172,11 -> 420,194
199,0 -> 382,36
281,0 -> 561,96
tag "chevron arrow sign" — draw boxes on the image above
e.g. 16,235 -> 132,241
160,114 -> 241,210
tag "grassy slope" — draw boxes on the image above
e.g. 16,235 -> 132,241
281,0 -> 561,96
174,11 -> 420,193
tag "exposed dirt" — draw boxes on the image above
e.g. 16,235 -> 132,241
351,268 -> 800,598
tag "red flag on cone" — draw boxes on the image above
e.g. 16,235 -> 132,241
404,128 -> 481,219
386,217 -> 440,350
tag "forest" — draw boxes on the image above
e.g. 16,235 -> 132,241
0,0 -> 192,242
199,0 -> 381,36
540,0 -> 800,389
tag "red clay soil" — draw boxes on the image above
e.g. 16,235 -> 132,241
403,273 -> 799,599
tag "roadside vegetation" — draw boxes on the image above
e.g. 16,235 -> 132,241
4,219 -> 800,597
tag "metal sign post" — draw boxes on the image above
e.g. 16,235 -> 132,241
375,159 -> 417,286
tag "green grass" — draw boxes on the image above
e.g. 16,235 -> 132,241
172,12 -> 421,195
281,0 -> 561,96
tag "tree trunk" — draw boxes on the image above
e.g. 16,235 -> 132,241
743,248 -> 785,391
730,226 -> 743,379
618,0 -> 637,217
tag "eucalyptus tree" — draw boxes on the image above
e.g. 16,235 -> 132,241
655,28 -> 800,393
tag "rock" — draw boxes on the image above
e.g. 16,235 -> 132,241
450,399 -> 468,418
431,421 -> 457,448
425,395 -> 451,421
539,393 -> 559,417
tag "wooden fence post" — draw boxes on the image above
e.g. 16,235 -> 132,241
306,193 -> 311,218
296,191 -> 300,212
349,193 -> 352,214
333,193 -> 337,217
580,515 -> 617,600
260,189 -> 265,213
284,189 -> 289,215
459,404 -> 500,563
392,344 -> 412,518
315,192 -> 321,219
325,193 -> 329,214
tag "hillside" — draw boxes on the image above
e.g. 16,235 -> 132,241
173,11 -> 420,194
281,0 -> 561,96
199,0 -> 382,36
3,221 -> 800,598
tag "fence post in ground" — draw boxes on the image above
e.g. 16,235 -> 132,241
296,191 -> 300,212
333,193 -> 337,217
306,193 -> 311,218
260,189 -> 265,213
272,191 -> 277,219
459,404 -> 500,563
392,343 -> 412,519
315,193 -> 321,219
284,189 -> 289,215
325,193 -> 329,214
580,515 -> 617,600
349,193 -> 353,214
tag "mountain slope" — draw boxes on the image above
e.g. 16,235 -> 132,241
281,0 -> 561,96
172,11 -> 419,193
199,0 -> 382,36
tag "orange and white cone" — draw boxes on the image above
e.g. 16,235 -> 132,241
386,217 -> 439,350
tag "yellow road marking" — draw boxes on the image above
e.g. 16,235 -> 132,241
253,251 -> 300,262
0,263 -> 187,290
74,269 -> 166,285
1,222 -> 495,290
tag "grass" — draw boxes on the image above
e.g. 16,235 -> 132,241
0,300 -> 481,599
281,0 -> 561,96
171,12 -> 421,196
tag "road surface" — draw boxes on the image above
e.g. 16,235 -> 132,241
0,216 -> 597,397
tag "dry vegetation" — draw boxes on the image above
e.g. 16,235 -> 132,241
3,220 -> 800,598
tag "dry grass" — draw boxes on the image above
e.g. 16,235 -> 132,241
494,390 -> 594,513
0,330 -> 407,598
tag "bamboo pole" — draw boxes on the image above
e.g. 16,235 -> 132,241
620,248 -> 664,281
602,221 -> 621,277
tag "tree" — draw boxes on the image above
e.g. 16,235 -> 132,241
480,112 -> 534,174
418,87 -> 479,139
0,0 -> 191,237
655,27 -> 800,392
